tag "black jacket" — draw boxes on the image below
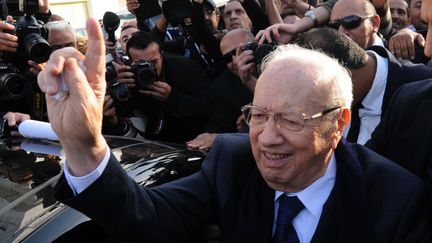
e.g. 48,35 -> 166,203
366,79 -> 432,180
55,133 -> 431,242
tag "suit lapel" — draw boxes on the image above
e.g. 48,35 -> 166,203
311,140 -> 371,242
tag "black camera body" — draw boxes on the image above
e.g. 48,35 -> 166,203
162,0 -> 193,27
131,60 -> 158,90
6,15 -> 51,63
0,60 -> 31,101
105,62 -> 133,103
242,41 -> 277,64
3,0 -> 51,63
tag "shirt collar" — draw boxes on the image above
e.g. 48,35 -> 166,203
371,34 -> 385,47
274,152 -> 337,219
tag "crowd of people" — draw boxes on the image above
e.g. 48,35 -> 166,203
1,0 -> 432,241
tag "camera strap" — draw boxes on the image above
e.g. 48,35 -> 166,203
33,91 -> 45,121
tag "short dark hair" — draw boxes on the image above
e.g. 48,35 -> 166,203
296,27 -> 367,70
126,31 -> 162,59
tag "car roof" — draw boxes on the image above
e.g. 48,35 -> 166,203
0,136 -> 205,242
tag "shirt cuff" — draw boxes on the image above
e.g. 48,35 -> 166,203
64,146 -> 111,195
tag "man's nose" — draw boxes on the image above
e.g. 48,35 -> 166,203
258,117 -> 284,147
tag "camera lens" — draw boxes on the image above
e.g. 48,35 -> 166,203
0,73 -> 29,100
111,83 -> 132,103
137,69 -> 157,87
24,33 -> 52,63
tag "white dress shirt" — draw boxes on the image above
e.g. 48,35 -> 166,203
273,153 -> 337,243
357,51 -> 389,144
343,50 -> 389,144
64,146 -> 111,195
371,34 -> 385,47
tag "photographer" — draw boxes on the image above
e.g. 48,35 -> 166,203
28,20 -> 76,75
0,20 -> 76,121
103,31 -> 212,143
0,0 -> 52,23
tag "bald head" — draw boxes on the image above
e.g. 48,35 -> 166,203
331,0 -> 380,49
258,45 -> 353,109
220,28 -> 255,74
220,28 -> 255,54
333,0 -> 377,16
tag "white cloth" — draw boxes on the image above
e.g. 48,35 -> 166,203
273,153 -> 337,243
371,34 -> 385,47
64,146 -> 111,195
356,51 -> 389,144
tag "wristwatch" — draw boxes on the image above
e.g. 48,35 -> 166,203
304,10 -> 318,27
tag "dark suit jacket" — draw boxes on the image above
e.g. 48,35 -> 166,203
205,70 -> 253,133
55,134 -> 431,242
347,46 -> 432,141
366,79 -> 432,180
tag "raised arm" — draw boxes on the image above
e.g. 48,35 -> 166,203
37,18 -> 107,176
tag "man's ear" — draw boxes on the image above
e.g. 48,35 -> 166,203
371,15 -> 381,33
330,108 -> 351,149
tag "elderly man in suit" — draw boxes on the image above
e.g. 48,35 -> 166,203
37,18 -> 430,242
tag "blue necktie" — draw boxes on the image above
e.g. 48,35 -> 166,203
274,195 -> 305,243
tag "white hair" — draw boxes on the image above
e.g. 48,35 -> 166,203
45,21 -> 76,42
260,44 -> 353,109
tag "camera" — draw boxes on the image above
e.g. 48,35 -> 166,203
3,0 -> 52,63
162,0 -> 193,27
105,62 -> 133,103
242,41 -> 277,64
0,60 -> 31,101
131,60 -> 158,90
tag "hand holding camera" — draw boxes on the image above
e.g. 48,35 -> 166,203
1,112 -> 31,137
0,17 -> 18,52
28,59 -> 46,76
103,94 -> 119,126
126,0 -> 141,15
138,81 -> 172,101
235,42 -> 258,92
112,61 -> 136,88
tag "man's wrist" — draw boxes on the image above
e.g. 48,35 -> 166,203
62,134 -> 108,177
304,10 -> 318,27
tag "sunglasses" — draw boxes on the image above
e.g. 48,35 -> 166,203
222,48 -> 236,64
328,15 -> 374,30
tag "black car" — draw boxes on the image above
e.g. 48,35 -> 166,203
0,136 -> 206,242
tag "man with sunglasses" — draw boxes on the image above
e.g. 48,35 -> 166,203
187,28 -> 254,151
331,0 -> 428,62
39,19 -> 431,240
330,0 -> 385,49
